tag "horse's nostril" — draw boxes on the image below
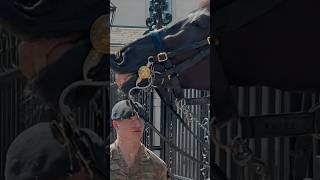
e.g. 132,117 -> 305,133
15,0 -> 41,8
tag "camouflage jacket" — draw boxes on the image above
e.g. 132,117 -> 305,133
110,142 -> 168,180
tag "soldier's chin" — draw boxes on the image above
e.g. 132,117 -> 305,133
130,134 -> 143,142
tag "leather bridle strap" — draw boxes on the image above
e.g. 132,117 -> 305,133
162,47 -> 210,78
148,30 -> 210,99
149,30 -> 166,52
149,30 -> 210,62
162,38 -> 210,60
149,30 -> 184,99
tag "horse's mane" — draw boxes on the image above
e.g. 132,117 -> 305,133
184,6 -> 210,29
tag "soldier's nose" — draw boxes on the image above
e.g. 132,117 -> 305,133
132,119 -> 143,128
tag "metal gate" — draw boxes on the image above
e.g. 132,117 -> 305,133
110,68 -> 210,179
1,29 -> 211,180
167,89 -> 210,180
214,86 -> 320,180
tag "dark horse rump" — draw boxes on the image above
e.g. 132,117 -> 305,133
214,0 -> 320,92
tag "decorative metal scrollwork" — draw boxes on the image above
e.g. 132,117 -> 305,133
146,0 -> 172,32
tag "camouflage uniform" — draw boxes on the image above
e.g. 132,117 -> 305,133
110,141 -> 168,180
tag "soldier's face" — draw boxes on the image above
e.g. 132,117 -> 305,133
113,115 -> 145,141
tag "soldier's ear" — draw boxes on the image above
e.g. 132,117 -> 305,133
112,120 -> 118,129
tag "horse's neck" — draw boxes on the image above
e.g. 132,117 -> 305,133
180,56 -> 209,90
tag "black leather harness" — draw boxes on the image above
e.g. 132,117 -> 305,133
141,30 -> 210,100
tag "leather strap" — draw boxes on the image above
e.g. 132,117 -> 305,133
149,30 -> 166,52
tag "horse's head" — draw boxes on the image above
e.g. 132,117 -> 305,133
110,7 -> 210,94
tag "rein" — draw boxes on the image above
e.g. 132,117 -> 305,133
126,29 -> 211,121
125,29 -> 212,171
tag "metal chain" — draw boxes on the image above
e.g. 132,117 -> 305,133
201,117 -> 210,179
168,112 -> 174,173
173,93 -> 268,178
175,99 -> 209,133
145,98 -> 151,148
126,57 -> 212,174
175,98 -> 211,179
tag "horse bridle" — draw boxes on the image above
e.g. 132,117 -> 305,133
127,29 -> 211,100
124,29 -> 212,177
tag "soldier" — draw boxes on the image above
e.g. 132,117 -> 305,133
110,100 -> 168,180
5,122 -> 107,180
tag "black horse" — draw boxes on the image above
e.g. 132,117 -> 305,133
110,6 -> 210,96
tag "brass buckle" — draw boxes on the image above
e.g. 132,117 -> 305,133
157,52 -> 168,62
